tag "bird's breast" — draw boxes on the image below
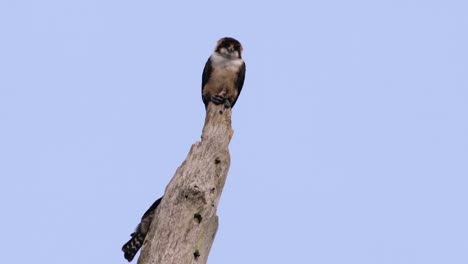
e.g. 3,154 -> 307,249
210,53 -> 243,72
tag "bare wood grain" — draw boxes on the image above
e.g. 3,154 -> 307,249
138,103 -> 234,264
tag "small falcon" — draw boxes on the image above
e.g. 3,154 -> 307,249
202,37 -> 246,109
122,197 -> 162,262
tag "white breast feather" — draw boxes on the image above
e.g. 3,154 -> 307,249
210,53 -> 243,72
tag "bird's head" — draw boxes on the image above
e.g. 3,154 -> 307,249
215,37 -> 243,59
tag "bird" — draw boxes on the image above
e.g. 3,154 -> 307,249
122,197 -> 162,262
202,37 -> 246,109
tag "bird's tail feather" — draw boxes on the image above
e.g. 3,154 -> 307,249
122,232 -> 145,262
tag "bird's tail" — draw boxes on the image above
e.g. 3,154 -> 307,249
122,232 -> 145,262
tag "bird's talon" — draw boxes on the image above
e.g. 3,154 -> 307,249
211,95 -> 226,105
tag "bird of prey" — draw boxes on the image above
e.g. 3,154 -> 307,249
121,38 -> 246,262
202,37 -> 246,109
122,197 -> 162,262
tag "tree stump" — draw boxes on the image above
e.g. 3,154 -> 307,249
137,103 -> 234,264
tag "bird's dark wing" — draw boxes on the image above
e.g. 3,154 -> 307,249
231,62 -> 246,108
201,57 -> 212,106
131,196 -> 162,236
141,197 -> 162,220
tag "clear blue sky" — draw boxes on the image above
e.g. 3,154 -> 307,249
1,1 -> 467,263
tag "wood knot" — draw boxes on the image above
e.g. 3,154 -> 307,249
194,250 -> 201,260
194,213 -> 203,224
182,185 -> 205,203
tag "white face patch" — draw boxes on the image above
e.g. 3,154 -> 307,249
219,47 -> 229,56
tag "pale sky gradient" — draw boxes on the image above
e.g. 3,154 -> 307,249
1,1 -> 467,263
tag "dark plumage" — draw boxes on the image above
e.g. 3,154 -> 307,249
202,37 -> 246,109
122,197 -> 162,262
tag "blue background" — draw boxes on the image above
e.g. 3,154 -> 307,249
1,1 -> 467,263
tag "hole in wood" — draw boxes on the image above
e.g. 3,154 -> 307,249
194,250 -> 200,259
194,213 -> 202,224
219,110 -> 223,114
214,158 -> 221,164
210,187 -> 215,194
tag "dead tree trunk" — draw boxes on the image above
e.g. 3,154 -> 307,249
137,103 -> 234,264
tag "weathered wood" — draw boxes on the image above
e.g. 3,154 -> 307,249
137,103 -> 233,264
